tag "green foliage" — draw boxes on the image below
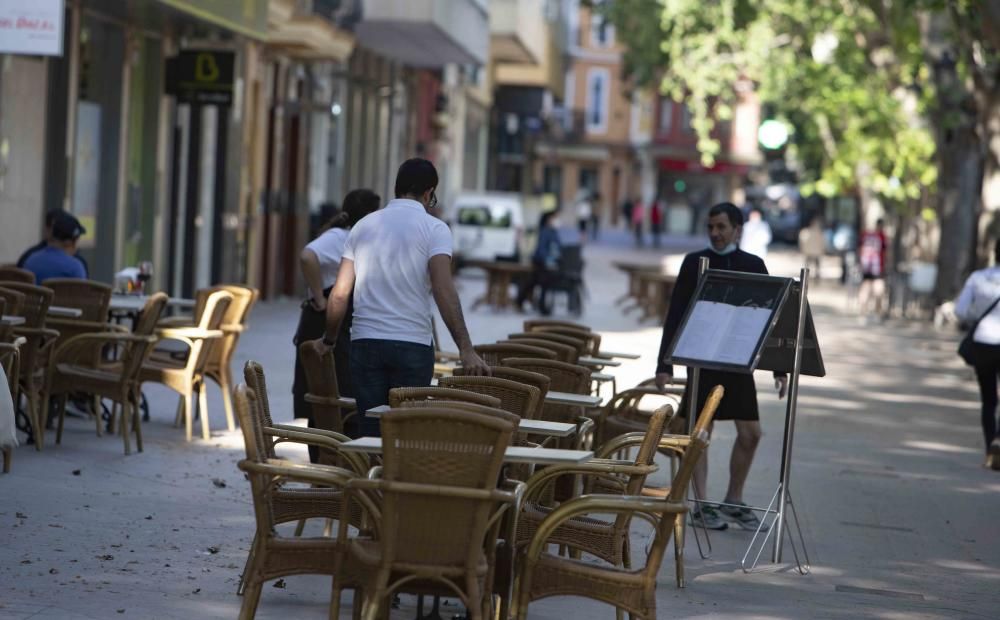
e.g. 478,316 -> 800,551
599,0 -> 940,205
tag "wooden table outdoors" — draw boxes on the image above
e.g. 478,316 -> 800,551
466,260 -> 534,311
339,437 -> 593,465
614,262 -> 662,309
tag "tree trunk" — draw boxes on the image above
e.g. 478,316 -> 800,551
933,127 -> 982,302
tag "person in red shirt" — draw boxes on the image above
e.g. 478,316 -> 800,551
858,218 -> 889,318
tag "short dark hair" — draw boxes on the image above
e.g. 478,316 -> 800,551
708,202 -> 744,228
394,158 -> 438,199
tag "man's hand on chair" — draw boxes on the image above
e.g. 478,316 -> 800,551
655,372 -> 674,392
460,348 -> 492,376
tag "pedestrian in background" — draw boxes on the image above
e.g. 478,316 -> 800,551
517,211 -> 563,316
798,215 -> 825,279
323,158 -> 490,437
576,191 -> 593,238
631,197 -> 645,247
292,189 -> 379,453
590,191 -> 601,240
740,206 -> 773,260
858,218 -> 889,319
956,239 -> 1000,470
22,212 -> 87,284
17,209 -> 89,277
650,198 -> 664,247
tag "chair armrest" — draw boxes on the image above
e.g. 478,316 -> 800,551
156,327 -> 223,341
522,459 -> 657,503
304,393 -> 357,409
13,326 -> 61,343
523,494 -> 688,562
47,318 -> 129,334
238,458 -> 355,488
596,432 -> 647,458
270,423 -> 352,443
264,425 -> 369,476
156,315 -> 195,327
221,323 -> 246,334
658,434 -> 692,451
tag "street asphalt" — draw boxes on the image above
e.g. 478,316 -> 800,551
2,230 -> 996,619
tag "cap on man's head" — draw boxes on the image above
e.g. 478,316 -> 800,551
45,208 -> 64,227
51,211 -> 86,241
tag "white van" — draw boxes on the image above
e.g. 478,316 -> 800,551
449,192 -> 525,263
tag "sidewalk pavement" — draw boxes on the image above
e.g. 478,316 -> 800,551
2,231 -> 997,619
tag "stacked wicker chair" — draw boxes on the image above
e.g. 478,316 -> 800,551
473,342 -> 555,367
499,337 -> 578,364
0,266 -> 35,284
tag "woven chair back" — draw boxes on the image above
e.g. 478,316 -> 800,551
438,375 -> 540,420
0,286 -> 25,316
388,386 -> 500,409
500,337 -> 577,364
522,318 -> 590,332
454,366 -> 550,420
508,331 -> 588,357
0,266 -> 35,284
298,338 -> 347,434
399,400 -> 519,422
531,325 -> 601,356
243,360 -> 275,432
1,282 -> 52,329
119,293 -> 168,379
43,278 -> 112,321
473,343 -> 556,366
379,407 -> 515,567
501,357 -> 591,424
202,284 -> 258,373
232,384 -> 279,532
188,290 -> 232,373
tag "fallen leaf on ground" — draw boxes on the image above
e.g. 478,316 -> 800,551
273,579 -> 286,589
72,470 -> 81,476
211,478 -> 226,488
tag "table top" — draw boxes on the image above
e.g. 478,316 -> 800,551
544,391 -> 603,407
339,437 -> 593,465
1,315 -> 25,326
579,356 -> 621,368
110,295 -> 196,312
597,350 -> 641,360
48,306 -> 83,318
365,406 -> 576,438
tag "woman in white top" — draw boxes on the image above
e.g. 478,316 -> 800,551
956,240 -> 1000,469
293,189 -> 380,452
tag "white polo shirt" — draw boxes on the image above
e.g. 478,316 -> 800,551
343,199 -> 452,345
304,227 -> 350,290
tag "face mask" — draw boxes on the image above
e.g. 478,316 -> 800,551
710,243 -> 738,255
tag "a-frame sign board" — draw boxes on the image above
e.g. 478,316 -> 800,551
665,265 -> 824,574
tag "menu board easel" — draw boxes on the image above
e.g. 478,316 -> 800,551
665,262 -> 824,574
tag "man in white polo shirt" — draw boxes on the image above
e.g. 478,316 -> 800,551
323,158 -> 490,436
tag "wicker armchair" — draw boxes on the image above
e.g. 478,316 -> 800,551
513,431 -> 708,619
0,286 -> 26,316
44,294 -> 168,454
500,337 -> 578,364
43,279 -> 118,377
3,282 -> 59,449
138,290 -> 231,441
509,331 -> 588,358
513,404 -> 672,575
0,265 -> 35,284
472,343 -> 556,366
501,358 -> 591,428
233,383 -> 372,620
298,338 -> 358,437
388,386 -> 501,409
454,366 -> 551,420
331,407 -> 521,620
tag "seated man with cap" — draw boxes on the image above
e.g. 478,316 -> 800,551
23,211 -> 88,284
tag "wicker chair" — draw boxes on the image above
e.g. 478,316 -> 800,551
531,325 -> 603,356
513,429 -> 710,619
298,338 -> 358,437
522,318 -> 591,332
0,265 -> 35,284
138,290 -> 231,441
501,358 -> 591,428
388,386 -> 501,410
44,294 -> 168,454
233,383 -> 372,620
509,331 -> 588,358
472,343 -> 556,367
331,407 -> 521,620
594,386 -> 685,450
500,337 -> 578,364
437,376 -> 540,421
158,285 -> 259,432
43,279 -> 118,382
235,360 -> 370,596
453,366 -> 551,420
513,404 -> 673,576
3,282 -> 59,449
0,286 -> 26,316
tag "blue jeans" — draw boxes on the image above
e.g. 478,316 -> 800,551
349,338 -> 435,437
